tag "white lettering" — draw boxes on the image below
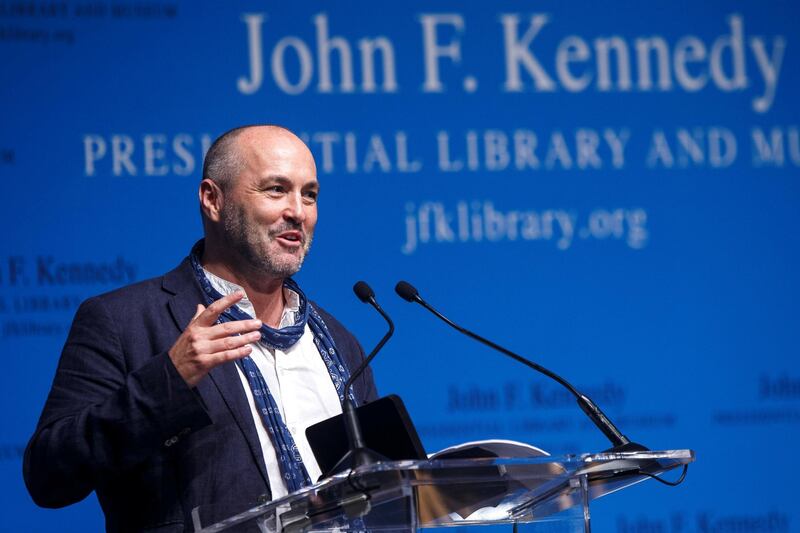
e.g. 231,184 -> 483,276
358,36 -> 398,92
83,135 -> 106,176
419,14 -> 464,92
674,36 -> 707,92
513,130 -> 540,169
676,128 -> 705,166
544,131 -> 572,169
751,127 -> 784,166
709,15 -> 747,91
395,132 -> 422,172
484,130 -> 510,171
594,36 -> 632,91
575,129 -> 602,169
603,128 -> 629,169
437,131 -> 463,172
314,13 -> 355,93
344,132 -> 358,172
238,13 -> 265,94
749,34 -> 786,113
172,134 -> 194,176
271,37 -> 313,94
708,127 -> 737,167
634,37 -> 672,90
143,134 -> 168,176
362,134 -> 391,172
501,14 -> 556,92
312,132 -> 340,173
111,135 -> 136,176
556,36 -> 591,92
646,129 -> 674,168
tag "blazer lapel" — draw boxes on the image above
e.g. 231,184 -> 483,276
163,259 -> 270,488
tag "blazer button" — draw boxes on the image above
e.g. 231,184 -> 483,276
257,494 -> 269,504
164,436 -> 179,447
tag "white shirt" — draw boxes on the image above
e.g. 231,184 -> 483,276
204,270 -> 343,499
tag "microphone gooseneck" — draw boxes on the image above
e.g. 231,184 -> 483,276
344,282 -> 394,400
394,280 -> 643,452
326,281 -> 394,476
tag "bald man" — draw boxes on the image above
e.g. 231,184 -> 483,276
24,126 -> 377,532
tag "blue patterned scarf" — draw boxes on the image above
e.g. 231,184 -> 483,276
189,242 -> 356,492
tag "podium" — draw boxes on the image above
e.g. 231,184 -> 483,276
198,449 -> 694,533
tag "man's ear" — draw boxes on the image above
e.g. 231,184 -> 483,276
199,179 -> 224,222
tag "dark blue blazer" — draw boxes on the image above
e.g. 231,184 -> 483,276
23,258 -> 377,532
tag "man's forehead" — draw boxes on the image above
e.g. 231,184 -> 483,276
242,128 -> 310,156
228,126 -> 317,177
236,126 -> 304,151
238,124 -> 290,141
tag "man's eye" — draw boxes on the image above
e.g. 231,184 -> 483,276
303,191 -> 319,202
266,186 -> 285,194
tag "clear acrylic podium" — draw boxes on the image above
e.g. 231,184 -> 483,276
199,449 -> 694,533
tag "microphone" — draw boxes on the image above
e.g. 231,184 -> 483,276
353,280 -> 374,303
345,281 -> 395,400
326,281 -> 395,475
395,280 -> 645,452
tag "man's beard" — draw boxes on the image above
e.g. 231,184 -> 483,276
221,203 -> 313,279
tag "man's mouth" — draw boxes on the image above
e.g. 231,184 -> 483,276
275,230 -> 304,246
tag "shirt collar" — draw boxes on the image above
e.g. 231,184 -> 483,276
202,268 -> 299,328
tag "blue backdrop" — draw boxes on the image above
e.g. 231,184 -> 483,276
2,1 -> 799,531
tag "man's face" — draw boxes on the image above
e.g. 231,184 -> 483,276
220,128 -> 319,279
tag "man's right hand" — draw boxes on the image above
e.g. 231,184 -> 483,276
168,292 -> 263,387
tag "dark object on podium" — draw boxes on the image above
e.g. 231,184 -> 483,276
306,395 -> 427,478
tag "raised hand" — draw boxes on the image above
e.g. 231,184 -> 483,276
168,292 -> 263,387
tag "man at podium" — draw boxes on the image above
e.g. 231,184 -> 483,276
23,125 -> 378,531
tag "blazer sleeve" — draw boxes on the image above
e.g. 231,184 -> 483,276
23,296 -> 213,508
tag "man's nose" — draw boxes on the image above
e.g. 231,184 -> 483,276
283,193 -> 306,223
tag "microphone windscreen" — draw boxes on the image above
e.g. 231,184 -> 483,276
395,281 -> 419,302
353,281 -> 375,303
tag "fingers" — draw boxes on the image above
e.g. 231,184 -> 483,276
170,291 -> 266,387
210,319 -> 263,338
201,331 -> 262,355
183,304 -> 205,330
208,343 -> 255,367
194,291 -> 246,327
